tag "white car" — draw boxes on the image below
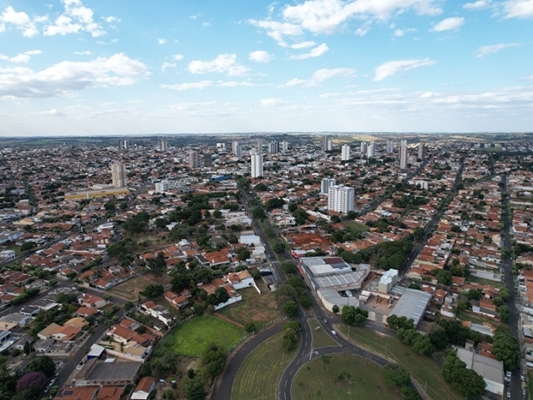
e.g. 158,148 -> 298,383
331,330 -> 337,335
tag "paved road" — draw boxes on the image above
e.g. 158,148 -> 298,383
500,174 -> 522,400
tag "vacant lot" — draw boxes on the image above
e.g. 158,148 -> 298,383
108,274 -> 169,301
218,286 -> 282,327
292,354 -> 402,400
344,221 -> 369,233
337,325 -> 464,400
156,315 -> 245,357
308,319 -> 339,349
231,332 -> 297,400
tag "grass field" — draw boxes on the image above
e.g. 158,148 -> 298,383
337,325 -> 465,400
231,332 -> 297,400
292,354 -> 402,400
344,221 -> 369,233
155,315 -> 245,357
468,276 -> 505,289
218,286 -> 282,326
308,319 -> 339,349
108,273 -> 169,301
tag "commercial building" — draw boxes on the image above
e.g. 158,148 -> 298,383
399,139 -> 408,169
111,163 -> 127,188
453,346 -> 504,396
250,149 -> 263,178
320,177 -> 336,195
388,288 -> 431,328
328,185 -> 355,213
341,144 -> 350,161
378,269 -> 399,294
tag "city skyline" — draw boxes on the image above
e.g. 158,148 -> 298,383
1,0 -> 532,136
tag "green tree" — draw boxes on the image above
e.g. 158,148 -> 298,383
382,364 -> 410,388
27,356 -> 55,378
341,306 -> 368,326
282,327 -> 299,351
200,343 -> 227,378
442,350 -> 486,398
320,355 -> 332,370
332,304 -> 339,314
435,270 -> 452,286
402,387 -> 421,400
412,335 -> 434,355
185,378 -> 206,400
492,328 -> 521,370
273,242 -> 287,254
252,207 -> 266,220
21,242 -> 36,252
244,321 -> 257,333
282,300 -> 298,317
141,284 -> 164,299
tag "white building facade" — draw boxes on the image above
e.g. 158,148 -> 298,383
328,185 -> 355,213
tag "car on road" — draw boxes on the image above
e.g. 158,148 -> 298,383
331,330 -> 337,335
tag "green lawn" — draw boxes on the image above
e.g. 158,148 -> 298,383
308,319 -> 340,349
292,354 -> 402,400
467,276 -> 505,289
231,332 -> 297,400
155,315 -> 245,357
218,287 -> 282,326
337,324 -> 465,400
344,221 -> 369,233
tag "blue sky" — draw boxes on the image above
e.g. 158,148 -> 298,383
0,0 -> 532,136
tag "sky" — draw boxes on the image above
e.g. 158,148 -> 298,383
0,0 -> 532,136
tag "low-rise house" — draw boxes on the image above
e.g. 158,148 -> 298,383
131,376 -> 156,400
164,291 -> 188,309
78,293 -> 107,309
140,301 -> 173,326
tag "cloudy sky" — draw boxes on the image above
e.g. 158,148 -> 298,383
0,0 -> 532,136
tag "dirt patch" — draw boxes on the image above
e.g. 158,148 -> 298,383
108,273 -> 170,301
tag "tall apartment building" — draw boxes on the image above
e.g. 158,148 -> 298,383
256,139 -> 263,154
387,138 -> 394,154
322,135 -> 332,151
203,153 -> 212,167
367,142 -> 375,158
250,149 -> 263,178
232,141 -> 242,158
268,141 -> 279,154
399,140 -> 408,169
118,139 -> 128,151
111,162 -> 127,188
418,142 -> 425,160
321,178 -> 336,194
281,141 -> 289,152
328,185 -> 355,213
341,144 -> 351,161
189,151 -> 200,169
360,142 -> 368,155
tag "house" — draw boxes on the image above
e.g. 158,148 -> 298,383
76,307 -> 99,317
96,386 -> 123,400
164,291 -> 188,309
51,324 -> 81,341
140,301 -> 173,326
78,293 -> 107,309
0,312 -> 31,327
224,270 -> 257,291
55,386 -> 100,400
131,376 -> 156,400
38,323 -> 61,340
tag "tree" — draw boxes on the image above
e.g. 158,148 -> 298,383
23,340 -> 32,355
442,350 -> 486,398
413,227 -> 425,241
382,364 -> 410,388
252,207 -> 266,220
412,335 -> 434,355
16,371 -> 46,393
451,225 -> 461,233
402,387 -> 421,400
330,215 -> 341,223
500,288 -> 510,301
237,248 -> 251,261
27,355 -> 55,378
281,263 -> 297,274
492,329 -> 521,370
320,355 -> 332,370
282,327 -> 299,351
332,304 -> 339,314
282,300 -> 298,317
141,284 -> 164,299
185,378 -> 207,400
341,306 -> 368,326
21,242 -> 36,252
435,270 -> 452,286
429,329 -> 449,350
273,242 -> 287,254
245,321 -> 258,333
200,343 -> 227,378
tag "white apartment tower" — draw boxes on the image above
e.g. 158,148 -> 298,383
341,144 -> 351,161
160,139 -> 168,152
322,135 -> 332,151
321,178 -> 336,194
360,142 -> 368,155
399,140 -> 408,169
367,142 -> 375,158
256,139 -> 263,154
268,141 -> 279,154
118,139 -> 128,151
281,141 -> 289,152
250,149 -> 263,178
232,141 -> 242,158
387,138 -> 394,154
111,162 -> 127,188
418,142 -> 425,160
328,185 -> 355,213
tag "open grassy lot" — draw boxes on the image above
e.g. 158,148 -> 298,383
231,332 -> 297,400
343,221 -> 369,233
308,319 -> 339,349
468,276 -> 505,289
337,324 -> 464,400
108,273 -> 169,301
292,354 -> 402,400
218,286 -> 282,326
155,315 -> 245,357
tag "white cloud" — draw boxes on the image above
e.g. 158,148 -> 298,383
355,22 -> 371,36
431,17 -> 465,32
188,54 -> 249,76
463,0 -> 492,10
475,43 -> 520,58
0,6 -> 40,37
173,54 -> 184,61
0,53 -> 149,98
39,108 -> 64,117
0,50 -> 42,64
160,81 -> 213,91
290,43 -> 329,60
248,19 -> 303,46
161,62 -> 176,72
217,81 -> 257,87
502,0 -> 533,18
282,67 -> 356,87
249,50 -> 273,63
158,38 -> 167,44
394,27 -> 417,36
419,91 -> 442,98
291,41 -> 316,49
261,98 -> 285,107
74,51 -> 91,55
44,0 -> 106,37
373,58 -> 435,81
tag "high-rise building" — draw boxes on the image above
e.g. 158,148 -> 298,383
387,138 -> 394,154
160,139 -> 168,152
321,178 -> 336,194
367,142 -> 375,158
281,141 -> 289,152
268,141 -> 279,154
232,141 -> 242,158
328,185 -> 355,213
118,139 -> 128,151
399,140 -> 408,169
360,142 -> 368,155
341,144 -> 351,161
111,162 -> 127,188
189,151 -> 200,169
250,149 -> 263,178
322,135 -> 332,151
418,142 -> 425,160
256,139 -> 263,154
155,180 -> 171,192
203,153 -> 212,167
